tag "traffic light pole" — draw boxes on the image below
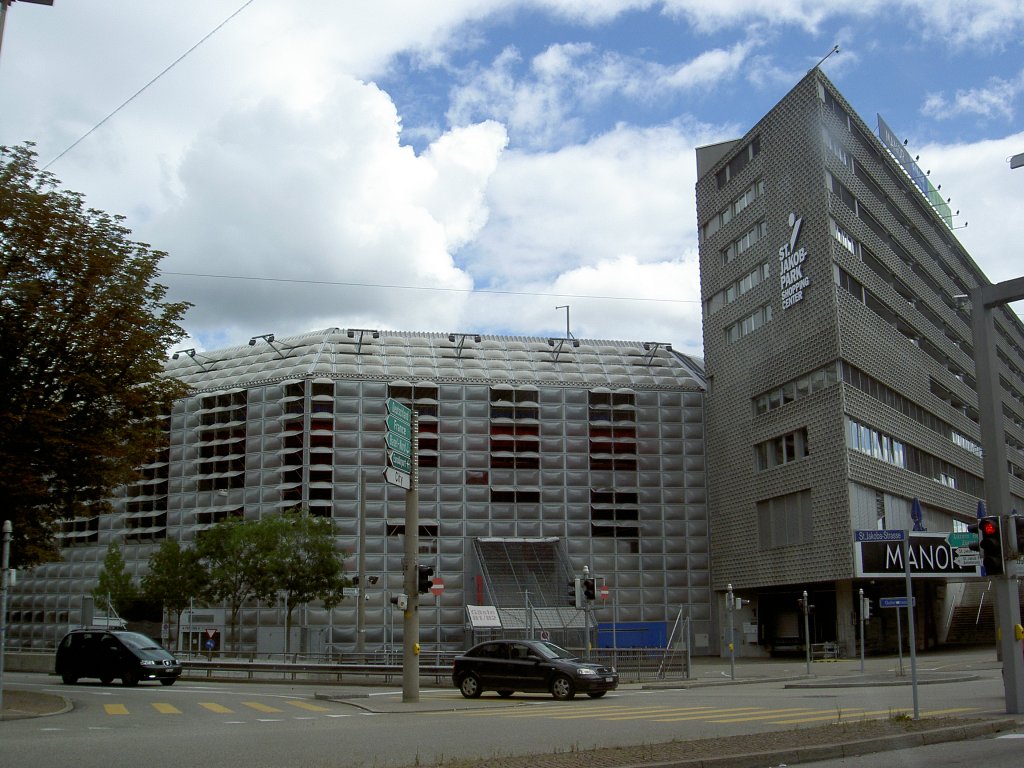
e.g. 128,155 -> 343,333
402,412 -> 420,703
967,276 -> 1024,714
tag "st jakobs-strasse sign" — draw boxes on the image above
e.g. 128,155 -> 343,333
855,532 -> 979,578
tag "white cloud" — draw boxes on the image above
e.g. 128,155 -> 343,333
922,70 -> 1024,122
923,131 -> 1024,324
149,78 -> 507,347
659,41 -> 758,89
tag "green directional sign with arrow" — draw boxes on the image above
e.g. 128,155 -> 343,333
947,531 -> 976,548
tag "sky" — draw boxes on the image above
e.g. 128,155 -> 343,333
1,0 -> 1022,357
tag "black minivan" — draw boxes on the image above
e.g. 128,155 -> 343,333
56,628 -> 182,686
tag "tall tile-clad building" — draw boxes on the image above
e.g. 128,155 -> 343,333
696,70 -> 1024,656
7,328 -> 712,655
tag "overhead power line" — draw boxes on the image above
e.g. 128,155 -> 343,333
162,270 -> 699,304
44,0 -> 257,169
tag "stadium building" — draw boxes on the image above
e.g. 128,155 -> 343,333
6,328 -> 712,656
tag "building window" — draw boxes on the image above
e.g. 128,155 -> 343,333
703,178 -> 766,241
755,428 -> 809,470
716,135 -> 761,189
722,220 -> 768,265
726,303 -> 773,344
706,261 -> 771,317
753,363 -> 840,415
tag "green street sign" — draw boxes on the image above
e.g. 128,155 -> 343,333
386,398 -> 412,422
947,531 -> 976,548
388,451 -> 411,473
386,414 -> 411,439
385,431 -> 412,457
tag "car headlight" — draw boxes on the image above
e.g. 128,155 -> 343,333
576,668 -> 596,676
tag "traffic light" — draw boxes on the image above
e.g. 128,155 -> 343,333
860,596 -> 872,620
417,564 -> 434,594
567,578 -> 582,608
1013,514 -> 1024,558
968,516 -> 1004,576
582,578 -> 596,601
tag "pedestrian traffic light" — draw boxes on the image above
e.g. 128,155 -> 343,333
417,564 -> 434,594
582,578 -> 596,601
968,516 -> 1004,576
567,578 -> 582,608
1013,514 -> 1024,558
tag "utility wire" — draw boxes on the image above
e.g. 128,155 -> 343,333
162,270 -> 698,304
44,0 -> 257,170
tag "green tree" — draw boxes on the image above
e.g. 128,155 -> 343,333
0,144 -> 190,568
196,518 -> 278,652
93,541 -> 139,617
266,510 -> 348,654
142,539 -> 208,651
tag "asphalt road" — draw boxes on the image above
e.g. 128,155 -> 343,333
1,649 -> 1020,768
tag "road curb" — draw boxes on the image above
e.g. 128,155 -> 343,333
612,718 -> 1021,768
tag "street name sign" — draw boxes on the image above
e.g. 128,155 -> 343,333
385,431 -> 412,457
383,465 -> 411,490
879,597 -> 916,608
947,531 -> 976,548
854,532 -> 979,578
385,413 -> 412,438
388,450 -> 411,474
384,398 -> 412,489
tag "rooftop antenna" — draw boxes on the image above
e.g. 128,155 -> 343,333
556,305 -> 573,339
810,44 -> 840,73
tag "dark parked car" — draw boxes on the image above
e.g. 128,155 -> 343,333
452,639 -> 617,700
56,628 -> 182,687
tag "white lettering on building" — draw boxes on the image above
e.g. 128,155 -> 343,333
779,212 -> 811,309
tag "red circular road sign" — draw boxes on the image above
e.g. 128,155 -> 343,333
430,576 -> 445,596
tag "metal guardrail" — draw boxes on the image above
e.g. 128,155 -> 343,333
180,658 -> 454,683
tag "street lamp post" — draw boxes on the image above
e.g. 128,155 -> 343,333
966,274 -> 1024,714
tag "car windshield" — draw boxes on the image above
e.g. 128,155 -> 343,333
531,641 -> 578,660
114,632 -> 162,651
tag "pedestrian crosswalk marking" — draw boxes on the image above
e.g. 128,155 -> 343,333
242,701 -> 284,713
445,703 -> 981,726
200,702 -> 234,713
766,706 -> 977,725
285,700 -> 330,712
104,704 -> 129,715
152,703 -> 182,714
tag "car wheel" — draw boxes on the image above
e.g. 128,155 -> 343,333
121,669 -> 140,687
60,673 -> 78,685
100,676 -> 114,685
587,691 -> 606,698
160,678 -> 176,686
496,689 -> 514,697
551,674 -> 575,701
458,673 -> 482,699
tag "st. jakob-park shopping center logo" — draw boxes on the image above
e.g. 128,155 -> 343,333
780,212 -> 811,310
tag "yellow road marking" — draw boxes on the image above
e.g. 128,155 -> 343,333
243,701 -> 284,713
286,700 -> 330,712
706,708 -> 814,723
104,704 -> 129,715
653,707 -> 766,722
152,703 -> 181,714
200,702 -> 234,714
